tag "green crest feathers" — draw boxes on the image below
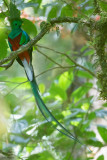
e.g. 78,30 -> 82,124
9,2 -> 21,21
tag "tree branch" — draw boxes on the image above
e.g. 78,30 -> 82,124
50,17 -> 90,27
3,0 -> 9,10
4,66 -> 76,95
0,16 -> 91,66
36,66 -> 75,77
0,59 -> 15,69
36,48 -> 63,67
0,22 -> 51,66
36,44 -> 96,77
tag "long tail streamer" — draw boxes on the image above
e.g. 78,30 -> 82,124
30,79 -> 82,145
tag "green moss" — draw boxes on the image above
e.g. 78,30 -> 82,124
94,14 -> 107,100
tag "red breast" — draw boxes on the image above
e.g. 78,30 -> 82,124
8,33 -> 30,64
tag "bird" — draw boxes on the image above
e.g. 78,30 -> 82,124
8,2 -> 82,145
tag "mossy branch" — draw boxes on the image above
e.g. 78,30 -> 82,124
0,17 -> 91,66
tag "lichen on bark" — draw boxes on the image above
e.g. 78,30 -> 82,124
95,12 -> 107,99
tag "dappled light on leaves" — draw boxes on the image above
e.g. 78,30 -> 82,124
0,95 -> 10,137
0,0 -> 107,159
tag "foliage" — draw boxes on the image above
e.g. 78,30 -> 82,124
0,0 -> 107,160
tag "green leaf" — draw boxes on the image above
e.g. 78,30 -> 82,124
63,152 -> 73,160
86,138 -> 103,147
37,121 -> 54,138
84,131 -> 96,138
88,112 -> 96,120
22,18 -> 37,37
54,136 -> 73,151
70,117 -> 81,126
68,108 -> 85,118
5,94 -> 18,110
103,103 -> 107,107
84,49 -> 94,56
0,11 -> 9,19
26,151 -> 54,160
22,107 -> 37,125
39,83 -> 45,94
97,125 -> 107,143
48,6 -> 58,20
81,120 -> 90,132
26,154 -> 40,160
97,155 -> 104,160
78,1 -> 94,17
87,157 -> 94,160
0,39 -> 8,59
61,5 -> 73,17
77,70 -> 93,79
71,82 -> 93,102
0,20 -> 8,59
50,83 -> 67,101
10,77 -> 27,83
80,45 -> 88,52
99,1 -> 107,11
82,7 -> 94,17
59,71 -> 73,90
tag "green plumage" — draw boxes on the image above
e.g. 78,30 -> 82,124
30,79 -> 82,144
9,2 -> 21,21
8,2 -> 85,147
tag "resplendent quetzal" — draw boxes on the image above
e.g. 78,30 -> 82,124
8,2 -> 81,145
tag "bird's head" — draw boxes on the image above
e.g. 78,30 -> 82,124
11,20 -> 23,30
9,2 -> 22,30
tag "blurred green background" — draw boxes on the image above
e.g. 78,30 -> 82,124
0,0 -> 107,159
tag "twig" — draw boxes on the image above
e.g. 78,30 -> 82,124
3,0 -> 9,10
0,80 -> 21,84
0,59 -> 15,69
36,48 -> 63,67
0,8 -> 8,18
36,44 -> 96,77
36,66 -> 76,77
5,82 -> 27,96
68,140 -> 77,160
4,66 -> 75,95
